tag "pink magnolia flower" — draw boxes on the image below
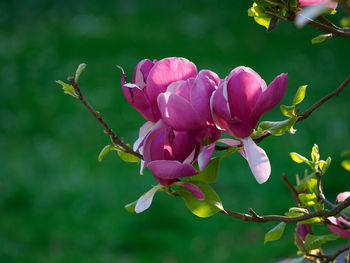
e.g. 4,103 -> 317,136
328,191 -> 350,238
299,0 -> 337,9
141,120 -> 204,200
157,69 -> 222,143
121,57 -> 197,122
211,66 -> 288,183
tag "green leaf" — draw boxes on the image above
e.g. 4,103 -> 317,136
187,158 -> 220,184
248,3 -> 272,29
311,144 -> 320,164
258,117 -> 297,136
124,201 -> 137,213
290,152 -> 310,164
176,182 -> 222,218
118,150 -> 140,163
75,63 -> 86,82
264,222 -> 286,244
56,80 -> 78,98
340,17 -> 350,27
280,104 -> 295,118
293,85 -> 307,105
299,193 -> 317,207
341,160 -> 350,171
304,233 -> 339,251
289,207 -> 308,214
297,217 -> 322,224
305,178 -> 318,195
319,157 -> 331,173
311,33 -> 333,44
98,144 -> 116,162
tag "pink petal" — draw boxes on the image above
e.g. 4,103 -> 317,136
147,160 -> 198,180
146,57 -> 197,104
121,83 -> 157,122
167,78 -> 194,102
241,137 -> 271,184
337,192 -> 350,202
327,216 -> 350,238
198,143 -> 215,171
210,83 -> 231,131
133,121 -> 155,151
132,59 -> 155,89
217,138 -> 241,146
250,73 -> 288,122
135,185 -> 163,213
171,131 -> 197,163
158,92 -> 203,131
191,70 -> 220,124
180,182 -> 205,200
299,0 -> 337,9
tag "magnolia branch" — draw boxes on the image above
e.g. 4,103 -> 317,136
220,197 -> 350,224
67,77 -> 143,160
307,247 -> 349,263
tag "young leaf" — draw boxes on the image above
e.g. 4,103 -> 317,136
258,117 -> 297,136
297,217 -> 322,224
304,233 -> 339,251
264,222 -> 286,244
289,207 -> 308,214
293,85 -> 307,105
118,150 -> 140,163
248,3 -> 272,29
319,157 -> 331,173
135,185 -> 164,213
280,104 -> 295,118
56,80 -> 78,98
98,144 -> 116,162
311,33 -> 333,44
124,201 -> 137,213
176,182 -> 222,218
341,160 -> 350,171
311,144 -> 320,164
290,152 -> 310,164
75,63 -> 86,82
305,178 -> 318,195
187,158 -> 220,184
298,193 -> 317,207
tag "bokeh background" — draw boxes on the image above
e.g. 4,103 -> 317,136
1,0 -> 350,262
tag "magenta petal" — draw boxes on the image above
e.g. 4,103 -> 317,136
142,120 -> 167,163
180,182 -> 205,200
132,59 -> 155,89
299,0 -> 337,9
210,83 -> 231,131
250,73 -> 288,121
148,160 -> 198,179
337,192 -> 350,202
191,70 -> 220,124
133,121 -> 155,151
226,67 -> 263,120
217,138 -> 240,147
122,83 -> 156,122
158,92 -> 203,131
242,137 -> 271,184
328,216 -> 350,238
171,131 -> 196,162
297,224 -> 308,240
146,57 -> 197,104
198,143 -> 215,171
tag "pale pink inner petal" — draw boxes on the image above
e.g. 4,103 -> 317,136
241,137 -> 271,184
198,143 -> 215,171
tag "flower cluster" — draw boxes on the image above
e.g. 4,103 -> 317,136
120,57 -> 288,211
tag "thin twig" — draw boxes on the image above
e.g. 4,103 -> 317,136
281,173 -> 302,206
68,77 -> 143,160
308,247 -> 350,263
317,16 -> 340,29
316,173 -> 350,221
220,197 -> 350,224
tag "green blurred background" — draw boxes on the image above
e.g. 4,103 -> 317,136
1,0 -> 349,262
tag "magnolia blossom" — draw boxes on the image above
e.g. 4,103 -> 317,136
157,69 -> 222,143
211,66 -> 288,183
299,0 -> 337,9
327,191 -> 350,238
121,57 -> 197,122
140,120 -> 204,199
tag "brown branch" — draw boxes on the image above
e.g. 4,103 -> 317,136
297,76 -> 350,122
308,247 -> 350,263
317,16 -> 340,29
281,173 -> 302,206
68,77 -> 143,160
220,197 -> 350,224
